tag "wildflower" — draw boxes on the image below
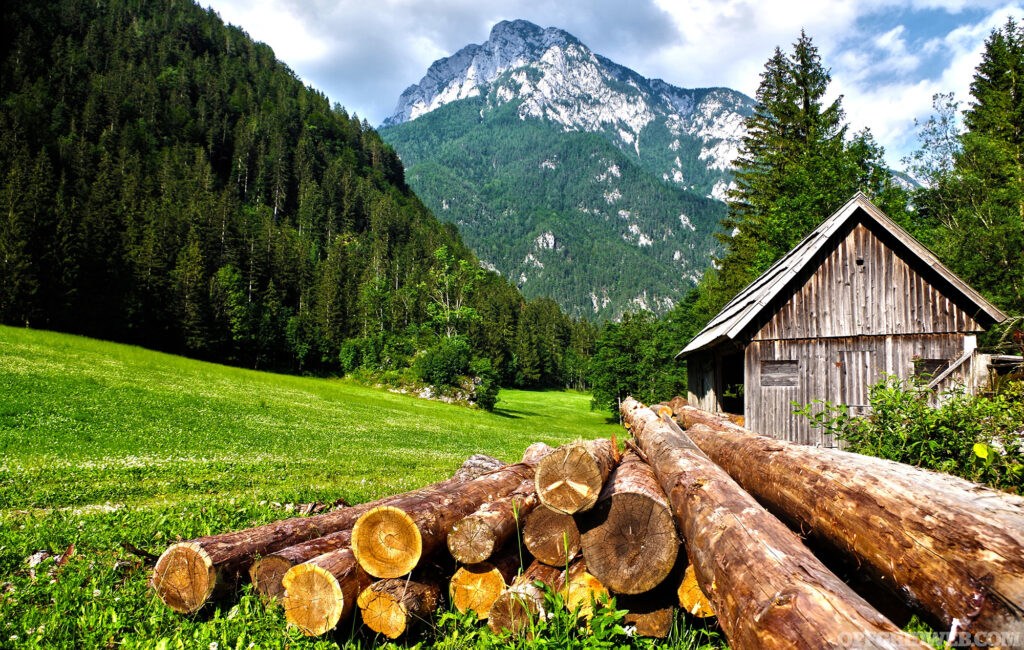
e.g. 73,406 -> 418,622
209,642 -> 218,650
93,589 -> 101,597
9,635 -> 18,642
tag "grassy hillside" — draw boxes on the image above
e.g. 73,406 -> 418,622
0,327 -> 726,648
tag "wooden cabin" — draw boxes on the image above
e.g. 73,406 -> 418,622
678,192 -> 1008,447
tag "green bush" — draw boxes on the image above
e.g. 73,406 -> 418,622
795,377 -> 1024,492
470,357 -> 501,411
415,337 -> 473,387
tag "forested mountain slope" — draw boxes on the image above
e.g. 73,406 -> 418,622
0,0 -> 586,388
381,20 -> 755,320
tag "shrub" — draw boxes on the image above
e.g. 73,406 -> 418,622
470,357 -> 500,411
795,377 -> 1024,492
415,337 -> 473,387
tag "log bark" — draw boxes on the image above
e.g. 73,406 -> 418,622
251,529 -> 352,601
522,504 -> 581,566
679,564 -> 714,618
152,454 -> 502,613
561,557 -> 608,621
280,545 -> 372,637
447,479 -> 538,564
534,439 -> 617,514
356,575 -> 442,639
622,397 -> 929,650
488,559 -> 564,638
579,450 -> 679,594
676,404 -> 1024,643
352,448 -> 544,579
449,546 -> 525,620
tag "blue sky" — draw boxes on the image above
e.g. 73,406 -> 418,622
201,0 -> 1023,169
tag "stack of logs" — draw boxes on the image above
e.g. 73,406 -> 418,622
150,397 -> 1024,649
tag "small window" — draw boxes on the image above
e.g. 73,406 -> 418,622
761,360 -> 798,387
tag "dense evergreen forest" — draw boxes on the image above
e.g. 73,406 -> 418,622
381,95 -> 724,321
0,0 -> 596,398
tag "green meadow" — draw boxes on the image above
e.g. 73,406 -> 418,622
0,326 -> 722,648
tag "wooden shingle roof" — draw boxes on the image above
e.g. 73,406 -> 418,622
678,192 -> 1007,358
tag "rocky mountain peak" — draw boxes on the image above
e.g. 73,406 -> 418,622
382,19 -> 754,198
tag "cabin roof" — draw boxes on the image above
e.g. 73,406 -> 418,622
678,192 -> 1008,358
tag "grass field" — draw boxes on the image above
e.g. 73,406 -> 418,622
0,326 -> 723,649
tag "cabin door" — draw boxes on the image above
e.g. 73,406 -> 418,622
838,350 -> 880,418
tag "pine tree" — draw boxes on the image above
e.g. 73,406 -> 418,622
710,32 -> 905,321
910,20 -> 1024,314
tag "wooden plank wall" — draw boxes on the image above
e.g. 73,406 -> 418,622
752,222 -> 982,341
746,334 -> 964,446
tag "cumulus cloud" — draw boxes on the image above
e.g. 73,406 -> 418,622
202,0 -> 1024,166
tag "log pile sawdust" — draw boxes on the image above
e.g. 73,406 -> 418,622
148,399 -> 1024,649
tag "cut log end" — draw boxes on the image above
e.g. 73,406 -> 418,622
581,492 -> 679,594
488,589 -> 541,638
151,542 -> 217,614
351,506 -> 422,579
447,517 -> 495,565
535,443 -> 603,514
281,564 -> 344,637
523,505 -> 581,566
679,565 -> 715,618
563,570 -> 608,620
251,555 -> 293,601
357,586 -> 408,639
450,562 -> 509,620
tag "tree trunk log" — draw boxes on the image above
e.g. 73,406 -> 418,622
535,438 -> 617,514
251,529 -> 352,601
488,559 -> 564,638
522,504 -> 581,566
679,564 -> 714,618
622,397 -> 929,650
619,594 -> 675,639
152,454 -> 502,613
449,545 -> 525,620
579,450 -> 679,594
448,479 -> 538,564
352,448 -> 545,579
676,404 -> 1024,643
356,575 -> 442,639
561,557 -> 608,621
280,545 -> 372,637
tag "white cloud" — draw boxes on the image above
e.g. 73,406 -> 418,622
201,0 -> 1024,167
837,5 -> 1024,166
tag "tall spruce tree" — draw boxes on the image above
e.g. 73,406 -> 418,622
911,20 -> 1024,314
706,32 -> 906,322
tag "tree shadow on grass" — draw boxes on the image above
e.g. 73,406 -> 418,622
490,408 -> 542,419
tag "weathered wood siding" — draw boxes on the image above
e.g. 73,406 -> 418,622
752,222 -> 983,341
746,334 -> 966,446
737,219 -> 982,445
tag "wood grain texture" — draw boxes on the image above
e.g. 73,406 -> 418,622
357,576 -> 441,639
622,397 -> 929,650
152,454 -> 503,613
678,404 -> 1024,644
449,546 -> 525,620
448,479 -> 539,564
522,504 -> 580,566
579,451 -> 678,594
535,439 -> 617,514
352,461 -> 535,578
488,560 -> 565,638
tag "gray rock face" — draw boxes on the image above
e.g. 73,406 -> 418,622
383,19 -> 754,193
